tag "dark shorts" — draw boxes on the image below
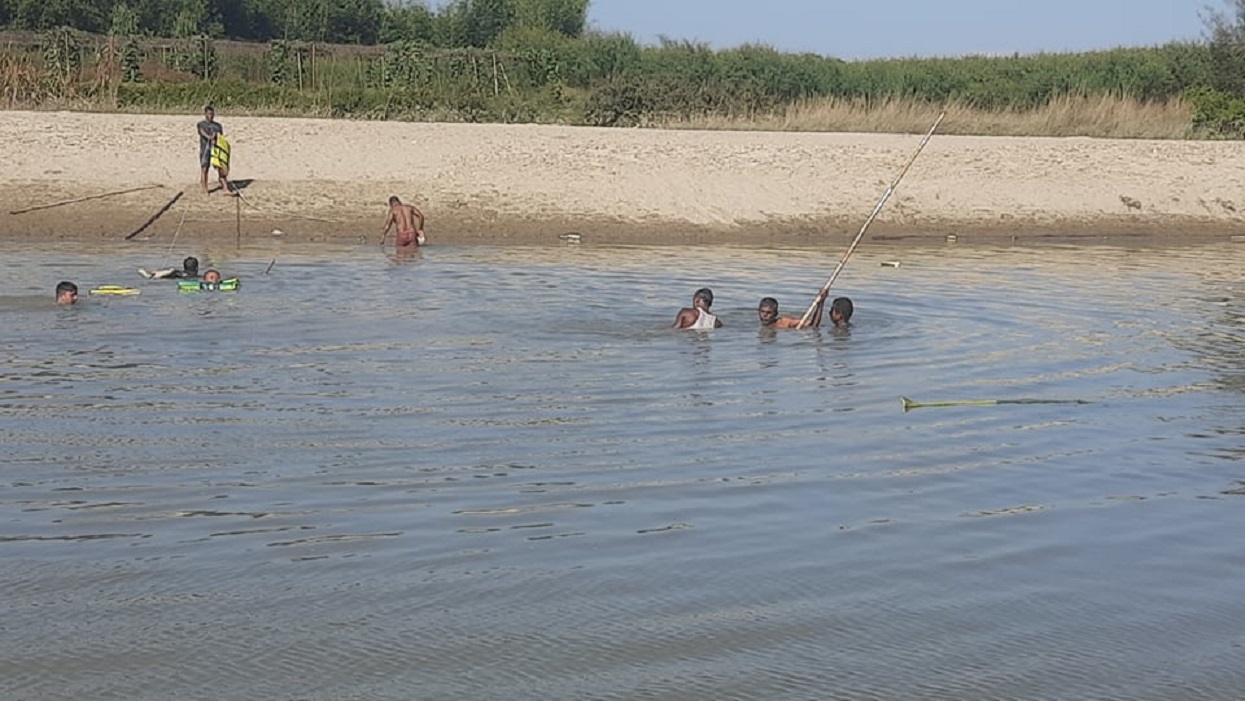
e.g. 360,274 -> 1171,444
200,143 -> 212,168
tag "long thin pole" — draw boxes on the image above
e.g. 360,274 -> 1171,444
10,184 -> 163,215
901,396 -> 1090,412
235,189 -> 336,223
797,112 -> 945,328
165,206 -> 187,257
124,189 -> 184,240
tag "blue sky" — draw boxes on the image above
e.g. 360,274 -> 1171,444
585,0 -> 1212,60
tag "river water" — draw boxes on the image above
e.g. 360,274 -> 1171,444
1,240 -> 1243,700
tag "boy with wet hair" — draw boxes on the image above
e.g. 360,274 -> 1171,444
674,287 -> 723,329
141,256 -> 199,280
55,281 -> 78,305
757,295 -> 823,329
830,297 -> 854,328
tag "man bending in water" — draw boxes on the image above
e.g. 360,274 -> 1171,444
674,287 -> 723,329
379,196 -> 426,249
758,293 -> 824,329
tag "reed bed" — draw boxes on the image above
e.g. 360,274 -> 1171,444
658,94 -> 1195,139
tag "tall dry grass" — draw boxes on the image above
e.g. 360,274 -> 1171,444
659,94 -> 1195,139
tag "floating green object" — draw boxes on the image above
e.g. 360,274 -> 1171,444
179,278 -> 240,293
901,396 -> 1090,412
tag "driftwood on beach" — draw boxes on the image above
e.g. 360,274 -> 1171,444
124,190 -> 185,240
9,184 -> 165,216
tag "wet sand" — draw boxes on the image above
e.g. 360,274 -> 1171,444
2,110 -> 1245,247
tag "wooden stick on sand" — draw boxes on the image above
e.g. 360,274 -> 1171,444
10,184 -> 165,215
124,190 -> 185,240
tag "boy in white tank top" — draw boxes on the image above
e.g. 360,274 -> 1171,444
673,287 -> 723,329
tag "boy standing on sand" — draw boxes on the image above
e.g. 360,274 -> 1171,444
379,196 -> 427,249
196,105 -> 235,196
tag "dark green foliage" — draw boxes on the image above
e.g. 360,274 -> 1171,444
0,0 -> 590,45
109,3 -> 142,82
13,0 -> 105,32
512,0 -> 586,37
379,2 -> 433,44
120,36 -> 141,81
366,40 -> 432,89
1186,85 -> 1245,137
3,0 -> 1243,136
266,38 -> 289,84
1204,1 -> 1245,95
40,26 -> 83,94
582,76 -> 647,126
716,45 -> 836,111
563,31 -> 642,84
1193,0 -> 1245,135
108,2 -> 138,35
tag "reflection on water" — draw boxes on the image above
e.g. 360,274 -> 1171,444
1,241 -> 1244,700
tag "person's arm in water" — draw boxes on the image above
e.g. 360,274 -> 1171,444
801,296 -> 821,328
796,291 -> 827,329
411,205 -> 426,239
379,209 -> 395,247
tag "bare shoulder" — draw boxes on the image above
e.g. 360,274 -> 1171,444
774,316 -> 803,329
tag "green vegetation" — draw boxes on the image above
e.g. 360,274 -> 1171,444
1,0 -> 1244,138
1189,0 -> 1245,137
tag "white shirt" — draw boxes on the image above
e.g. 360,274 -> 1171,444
688,307 -> 718,330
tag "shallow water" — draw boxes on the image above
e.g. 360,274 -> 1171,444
1,240 -> 1243,701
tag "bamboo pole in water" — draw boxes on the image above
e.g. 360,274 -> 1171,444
901,396 -> 1090,411
796,113 -> 945,328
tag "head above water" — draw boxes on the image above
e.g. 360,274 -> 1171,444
203,270 -> 223,283
55,280 -> 78,305
831,296 -> 853,324
388,195 -> 401,206
757,296 -> 779,324
183,256 -> 200,275
693,288 -> 714,309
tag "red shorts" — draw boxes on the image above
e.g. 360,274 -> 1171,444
396,230 -> 419,247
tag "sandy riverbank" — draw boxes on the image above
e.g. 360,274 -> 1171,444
2,110 -> 1244,247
